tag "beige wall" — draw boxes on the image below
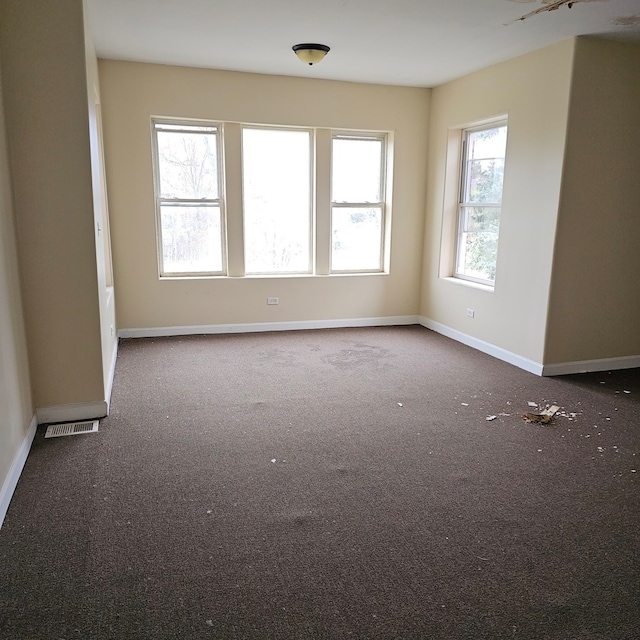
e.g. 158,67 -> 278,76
98,60 -> 430,331
0,58 -> 34,514
0,0 -> 107,411
544,38 -> 640,364
421,40 -> 575,364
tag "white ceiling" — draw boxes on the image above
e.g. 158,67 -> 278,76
85,0 -> 640,87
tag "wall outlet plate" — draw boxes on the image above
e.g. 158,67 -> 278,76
267,297 -> 279,305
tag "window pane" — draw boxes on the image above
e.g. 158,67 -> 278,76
332,207 -> 382,271
466,158 -> 505,204
456,206 -> 499,282
243,128 -> 311,274
456,123 -> 507,285
332,138 -> 382,203
467,126 -> 507,161
157,130 -> 218,199
160,205 -> 222,274
463,126 -> 507,204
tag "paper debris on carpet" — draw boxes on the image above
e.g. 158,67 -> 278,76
527,401 -> 537,407
486,415 -> 497,421
523,404 -> 559,425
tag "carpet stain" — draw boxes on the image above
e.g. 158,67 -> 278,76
255,348 -> 298,366
323,342 -> 392,370
327,463 -> 352,476
273,509 -> 317,528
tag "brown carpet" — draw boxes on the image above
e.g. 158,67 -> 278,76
1,326 -> 639,639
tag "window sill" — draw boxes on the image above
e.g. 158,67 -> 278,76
159,271 -> 390,282
441,276 -> 494,292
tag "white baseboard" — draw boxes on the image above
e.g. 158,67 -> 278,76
542,355 -> 640,376
419,316 -> 544,376
419,316 -> 640,377
119,315 -> 421,339
36,400 -> 108,425
0,413 -> 37,529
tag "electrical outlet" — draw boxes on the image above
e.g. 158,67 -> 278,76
267,297 -> 279,305
466,308 -> 475,318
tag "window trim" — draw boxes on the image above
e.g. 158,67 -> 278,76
454,119 -> 507,287
330,132 -> 387,274
151,118 -> 227,277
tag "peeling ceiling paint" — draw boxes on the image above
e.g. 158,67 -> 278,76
612,15 -> 640,27
506,0 -> 608,26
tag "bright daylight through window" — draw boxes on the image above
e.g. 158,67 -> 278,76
154,122 -> 224,276
456,121 -> 507,286
152,119 -> 390,278
242,128 -> 312,274
331,134 -> 386,272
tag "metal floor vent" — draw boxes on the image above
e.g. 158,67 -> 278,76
44,420 -> 99,439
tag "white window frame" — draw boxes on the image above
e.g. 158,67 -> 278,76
149,119 -> 394,279
151,118 -> 226,278
454,120 -> 507,287
330,132 -> 387,274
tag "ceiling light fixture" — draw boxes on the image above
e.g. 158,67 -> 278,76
292,43 -> 330,66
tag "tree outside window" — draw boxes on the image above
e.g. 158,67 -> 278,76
154,122 -> 224,276
456,122 -> 507,285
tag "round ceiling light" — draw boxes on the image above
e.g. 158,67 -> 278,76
292,43 -> 330,65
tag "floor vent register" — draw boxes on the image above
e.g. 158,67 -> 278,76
44,420 -> 99,438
